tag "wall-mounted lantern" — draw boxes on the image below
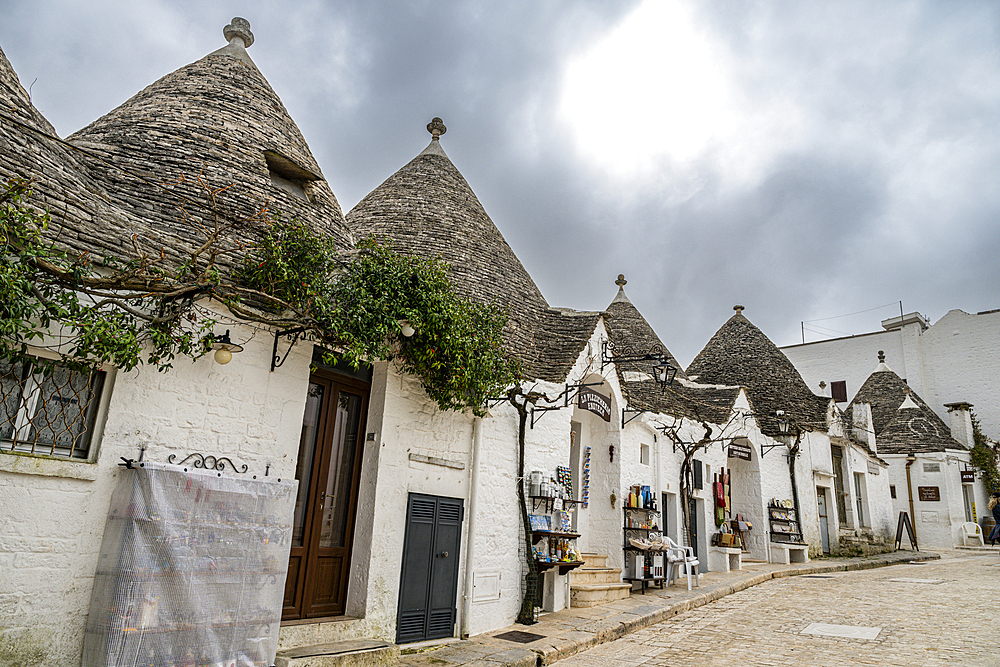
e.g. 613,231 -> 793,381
211,329 -> 243,365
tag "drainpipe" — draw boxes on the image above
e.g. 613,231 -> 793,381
461,416 -> 484,638
905,452 -> 918,546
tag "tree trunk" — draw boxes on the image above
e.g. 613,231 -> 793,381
513,396 -> 538,625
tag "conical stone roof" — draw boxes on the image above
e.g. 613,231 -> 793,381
687,306 -> 831,437
603,277 -> 735,424
65,18 -> 351,270
0,45 -> 133,260
847,356 -> 963,453
347,119 -> 564,379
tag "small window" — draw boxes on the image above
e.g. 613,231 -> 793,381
264,151 -> 318,202
692,459 -> 703,490
640,443 -> 650,466
830,380 -> 848,403
1,356 -> 106,459
889,484 -> 896,499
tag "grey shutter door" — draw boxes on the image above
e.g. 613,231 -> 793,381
397,494 -> 464,643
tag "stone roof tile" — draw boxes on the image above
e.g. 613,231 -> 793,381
346,123 -> 562,378
63,19 -> 351,271
847,364 -> 964,454
686,307 -> 831,437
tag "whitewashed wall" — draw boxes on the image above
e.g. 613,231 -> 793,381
882,451 -> 986,548
782,309 -> 1000,437
0,315 -> 312,667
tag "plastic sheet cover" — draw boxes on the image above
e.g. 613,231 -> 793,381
84,461 -> 297,667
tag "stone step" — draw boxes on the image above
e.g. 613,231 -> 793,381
570,582 -> 632,607
579,552 -> 609,568
570,566 -> 623,585
274,640 -> 399,667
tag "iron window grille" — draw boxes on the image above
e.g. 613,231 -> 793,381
1,356 -> 106,460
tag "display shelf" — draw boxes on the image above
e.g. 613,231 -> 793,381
529,495 -> 582,513
768,502 -> 803,544
531,530 -> 580,546
623,505 -> 660,514
535,559 -> 585,575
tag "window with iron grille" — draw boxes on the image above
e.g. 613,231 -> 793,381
1,357 -> 106,460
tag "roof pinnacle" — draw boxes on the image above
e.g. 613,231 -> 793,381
223,18 -> 254,48
427,117 -> 447,140
733,305 -> 745,314
878,350 -> 885,363
615,274 -> 627,288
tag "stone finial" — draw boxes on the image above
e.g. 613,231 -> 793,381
615,274 -> 627,288
878,350 -> 885,363
224,18 -> 254,48
427,117 -> 447,139
733,305 -> 744,314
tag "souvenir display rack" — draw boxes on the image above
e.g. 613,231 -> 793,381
768,499 -> 803,543
83,459 -> 296,667
622,485 -> 665,591
527,468 -> 584,574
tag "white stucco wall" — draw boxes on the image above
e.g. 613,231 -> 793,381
0,317 -> 312,666
883,451 -> 987,549
781,309 -> 1000,437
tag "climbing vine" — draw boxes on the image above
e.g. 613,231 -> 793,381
1,176 -> 517,414
970,411 -> 999,493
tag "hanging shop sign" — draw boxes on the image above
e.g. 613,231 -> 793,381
727,440 -> 752,461
868,462 -> 880,475
918,486 -> 941,502
961,470 -> 976,483
578,387 -> 611,422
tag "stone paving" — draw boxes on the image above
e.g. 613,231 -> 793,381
397,549 -> 950,667
554,549 -> 999,667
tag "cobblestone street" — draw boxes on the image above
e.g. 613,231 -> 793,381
553,551 -> 999,667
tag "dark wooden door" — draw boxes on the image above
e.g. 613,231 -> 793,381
396,494 -> 464,643
284,372 -> 368,620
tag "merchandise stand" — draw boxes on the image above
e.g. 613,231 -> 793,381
83,460 -> 297,667
622,485 -> 664,593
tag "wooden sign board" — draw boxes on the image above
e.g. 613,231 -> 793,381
727,441 -> 752,461
577,387 -> 611,422
917,486 -> 940,502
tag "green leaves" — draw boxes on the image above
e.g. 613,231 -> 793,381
0,177 -> 518,414
970,412 -> 999,494
245,233 -> 519,414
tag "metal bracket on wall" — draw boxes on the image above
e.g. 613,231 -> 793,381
271,327 -> 307,372
530,406 -> 560,428
622,408 -> 644,429
563,381 -> 605,406
167,451 -> 250,474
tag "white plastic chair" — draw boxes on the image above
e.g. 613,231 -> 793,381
664,537 -> 700,590
961,522 -> 985,546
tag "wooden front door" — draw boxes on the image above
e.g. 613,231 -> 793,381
284,372 -> 368,620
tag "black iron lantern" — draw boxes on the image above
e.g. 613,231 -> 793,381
775,410 -> 790,435
653,358 -> 677,388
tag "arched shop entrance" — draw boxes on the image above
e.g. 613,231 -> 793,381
725,438 -> 767,561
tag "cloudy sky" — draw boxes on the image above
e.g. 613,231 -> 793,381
2,0 -> 998,366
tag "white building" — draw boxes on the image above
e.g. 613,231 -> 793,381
781,308 -> 1000,438
846,353 -> 988,548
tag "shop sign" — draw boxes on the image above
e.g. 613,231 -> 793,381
578,387 -> 611,422
918,486 -> 941,502
728,441 -> 752,461
961,470 -> 976,483
868,462 -> 880,475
